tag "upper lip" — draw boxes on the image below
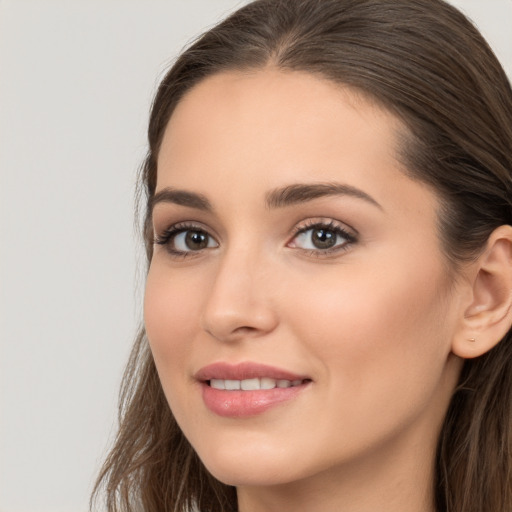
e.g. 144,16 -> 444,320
195,362 -> 310,382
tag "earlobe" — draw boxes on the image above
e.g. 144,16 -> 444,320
452,225 -> 512,359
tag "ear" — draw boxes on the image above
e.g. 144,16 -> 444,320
452,225 -> 512,359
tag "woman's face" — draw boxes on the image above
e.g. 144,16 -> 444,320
145,70 -> 463,490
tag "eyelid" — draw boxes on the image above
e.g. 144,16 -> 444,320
154,219 -> 216,240
291,217 -> 358,237
287,218 -> 358,255
153,217 -> 357,259
154,221 -> 219,257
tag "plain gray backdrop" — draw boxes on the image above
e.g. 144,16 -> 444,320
0,1 -> 510,511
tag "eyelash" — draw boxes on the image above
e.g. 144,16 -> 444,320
154,222 -> 215,258
289,220 -> 357,257
154,219 -> 357,258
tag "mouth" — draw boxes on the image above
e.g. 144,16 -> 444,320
195,362 -> 312,418
207,377 -> 309,390
195,361 -> 311,385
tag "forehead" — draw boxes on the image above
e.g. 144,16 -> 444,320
156,69 -> 439,236
158,69 -> 405,188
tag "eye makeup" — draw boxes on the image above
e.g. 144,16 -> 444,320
154,221 -> 219,258
287,219 -> 358,257
153,216 -> 358,260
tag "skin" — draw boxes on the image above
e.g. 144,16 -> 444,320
144,69 -> 468,512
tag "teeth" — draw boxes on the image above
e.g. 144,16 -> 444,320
260,377 -> 276,390
241,378 -> 260,390
210,379 -> 225,390
225,379 -> 241,390
209,378 -> 305,390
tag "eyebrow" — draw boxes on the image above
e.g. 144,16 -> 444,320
265,182 -> 382,210
150,188 -> 213,212
150,181 -> 382,213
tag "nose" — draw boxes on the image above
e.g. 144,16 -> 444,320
201,247 -> 279,343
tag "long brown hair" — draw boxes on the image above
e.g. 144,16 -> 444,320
92,1 -> 512,511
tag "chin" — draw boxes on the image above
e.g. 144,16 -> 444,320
205,464 -> 298,488
197,444 -> 306,487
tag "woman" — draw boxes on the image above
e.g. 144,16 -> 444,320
92,0 -> 512,511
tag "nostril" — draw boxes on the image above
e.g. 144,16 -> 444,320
202,312 -> 278,343
233,325 -> 258,334
200,272 -> 279,342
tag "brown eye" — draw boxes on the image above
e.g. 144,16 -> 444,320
289,222 -> 356,253
173,229 -> 217,252
184,230 -> 210,250
310,228 -> 337,249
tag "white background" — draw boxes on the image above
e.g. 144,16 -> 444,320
0,1 -> 510,511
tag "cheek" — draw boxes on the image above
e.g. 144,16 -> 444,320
281,268 -> 454,460
144,265 -> 200,376
283,258 -> 452,406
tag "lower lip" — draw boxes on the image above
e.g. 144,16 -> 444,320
201,382 -> 308,418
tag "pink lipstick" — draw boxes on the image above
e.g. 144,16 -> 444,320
195,362 -> 311,418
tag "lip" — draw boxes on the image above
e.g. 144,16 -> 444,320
195,361 -> 309,382
195,362 -> 311,418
